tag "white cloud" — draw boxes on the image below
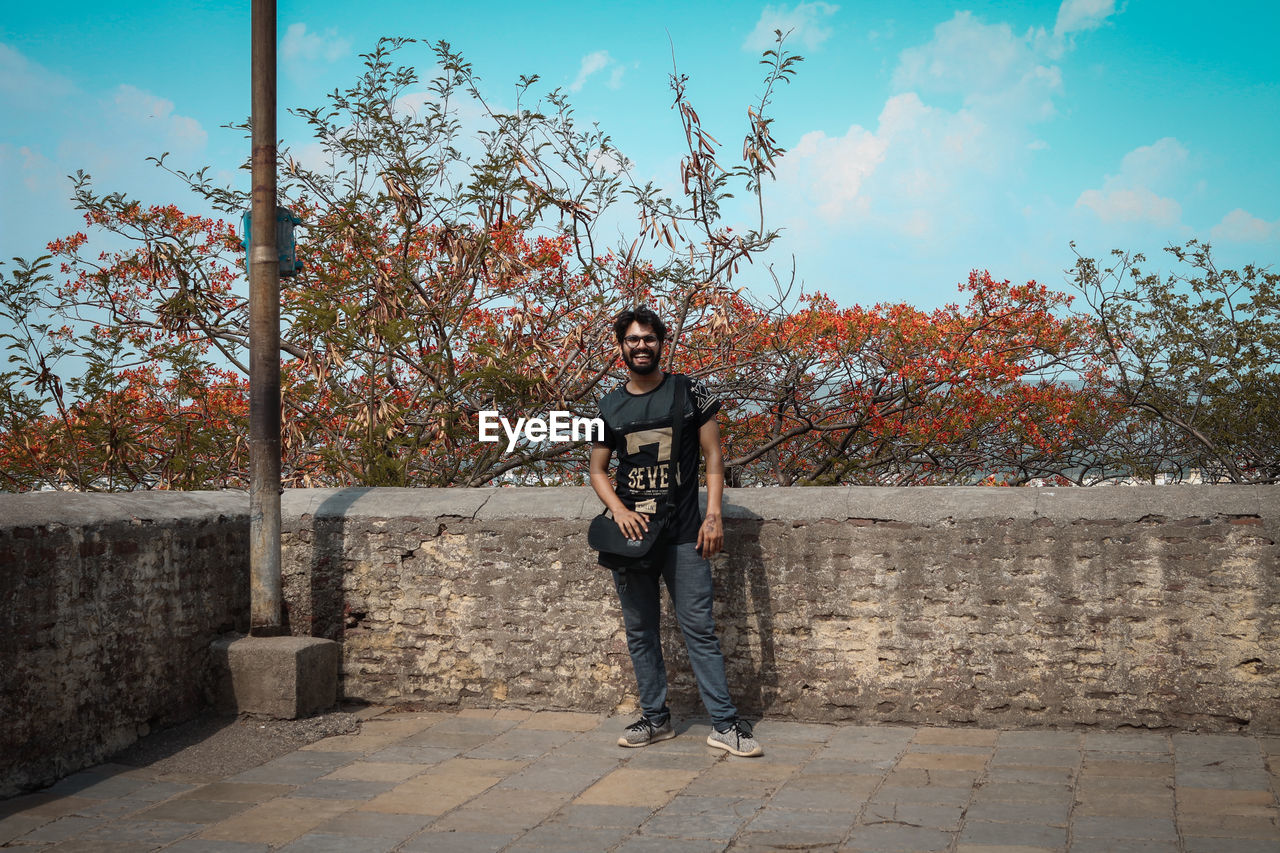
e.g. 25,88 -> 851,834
109,84 -> 208,150
0,42 -> 76,111
1075,138 -> 1189,227
569,50 -> 614,93
1076,186 -> 1182,226
743,2 -> 839,52
1054,0 -> 1118,38
1210,209 -> 1278,243
892,12 -> 1062,119
280,23 -> 350,64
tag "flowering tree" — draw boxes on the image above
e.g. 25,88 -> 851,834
12,36 -> 1211,491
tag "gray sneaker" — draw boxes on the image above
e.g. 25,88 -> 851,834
707,719 -> 763,757
618,716 -> 675,748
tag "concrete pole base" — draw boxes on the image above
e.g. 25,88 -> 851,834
211,635 -> 339,719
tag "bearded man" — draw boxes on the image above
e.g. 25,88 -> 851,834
588,306 -> 763,757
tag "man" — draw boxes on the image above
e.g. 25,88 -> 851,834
589,306 -> 763,758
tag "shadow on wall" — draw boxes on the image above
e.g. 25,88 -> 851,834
295,489 -> 370,697
658,504 -> 778,720
719,508 -> 777,718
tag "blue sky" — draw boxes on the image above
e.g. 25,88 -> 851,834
3,1 -> 1277,310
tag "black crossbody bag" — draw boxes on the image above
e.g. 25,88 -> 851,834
588,374 -> 688,573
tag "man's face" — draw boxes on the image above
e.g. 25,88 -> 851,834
620,321 -> 662,375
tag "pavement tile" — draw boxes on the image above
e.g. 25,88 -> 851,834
198,797 -> 359,845
1073,775 -> 1173,796
624,745 -> 723,771
177,782 -> 296,803
162,841 -> 272,853
998,730 -> 1083,749
429,714 -> 524,734
751,721 -> 836,745
1178,812 -> 1280,839
971,782 -> 1074,804
882,767 -> 983,788
747,805 -> 856,832
465,786 -> 574,814
135,799 -> 253,823
517,711 -> 606,732
1258,738 -> 1280,756
398,829 -> 518,852
364,745 -> 462,765
861,800 -> 965,830
619,835 -> 726,852
41,841 -> 155,853
1082,759 -> 1172,778
730,828 -> 843,851
0,813 -> 48,844
964,799 -> 1070,826
843,822 -> 954,852
954,846 -> 1056,853
959,819 -> 1067,848
1183,839 -> 1280,853
313,809 -> 433,837
275,831 -> 398,852
1072,792 -> 1173,817
432,805 -> 561,833
1068,839 -> 1178,853
48,774 -> 154,801
802,756 -> 897,774
1176,769 -> 1273,789
575,768 -> 699,808
1071,815 -> 1178,840
466,728 -> 579,761
1177,786 -> 1277,815
78,817 -> 205,845
550,803 -> 654,828
12,814 -> 104,843
1173,734 -> 1265,755
321,761 -> 425,783
2,794 -> 99,819
1082,731 -> 1170,754
769,783 -> 871,812
991,747 -> 1080,768
495,758 -> 620,793
871,784 -> 974,806
358,773 -> 502,815
286,779 -> 400,800
898,752 -> 990,772
914,727 -> 999,747
984,765 -> 1076,785
508,823 -> 636,851
639,805 -> 754,840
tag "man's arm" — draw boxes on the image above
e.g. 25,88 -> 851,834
696,418 -> 725,557
589,443 -> 650,541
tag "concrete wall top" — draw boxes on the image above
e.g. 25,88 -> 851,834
2,484 -> 1274,530
0,489 -> 248,530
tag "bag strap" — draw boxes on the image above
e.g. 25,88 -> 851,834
667,373 -> 688,504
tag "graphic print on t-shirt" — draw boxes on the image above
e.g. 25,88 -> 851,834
597,373 -> 720,544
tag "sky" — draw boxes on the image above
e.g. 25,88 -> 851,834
2,1 -> 1278,311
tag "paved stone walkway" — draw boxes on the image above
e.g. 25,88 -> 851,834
2,709 -> 1278,852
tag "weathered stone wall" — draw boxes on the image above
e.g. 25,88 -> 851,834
279,486 -> 1279,734
3,485 -> 1277,797
0,492 -> 249,797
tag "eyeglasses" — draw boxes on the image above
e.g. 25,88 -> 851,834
623,335 -> 660,346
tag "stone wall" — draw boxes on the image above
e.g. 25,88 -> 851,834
279,486 -> 1279,734
3,485 -> 1277,797
0,492 -> 249,797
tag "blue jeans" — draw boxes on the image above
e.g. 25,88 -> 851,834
612,541 -> 738,727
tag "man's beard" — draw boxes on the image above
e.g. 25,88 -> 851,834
623,346 -> 661,375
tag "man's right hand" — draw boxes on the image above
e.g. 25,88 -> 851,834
613,507 -> 650,541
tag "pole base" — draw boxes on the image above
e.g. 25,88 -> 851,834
211,635 -> 338,719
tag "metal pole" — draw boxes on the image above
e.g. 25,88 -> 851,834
249,0 -> 282,635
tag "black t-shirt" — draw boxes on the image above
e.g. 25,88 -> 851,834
597,372 -> 721,544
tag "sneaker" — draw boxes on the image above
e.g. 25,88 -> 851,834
707,719 -> 763,757
617,716 -> 675,748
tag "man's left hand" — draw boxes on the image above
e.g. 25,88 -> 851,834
697,512 -> 723,557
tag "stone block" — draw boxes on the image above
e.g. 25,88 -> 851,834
211,636 -> 339,719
